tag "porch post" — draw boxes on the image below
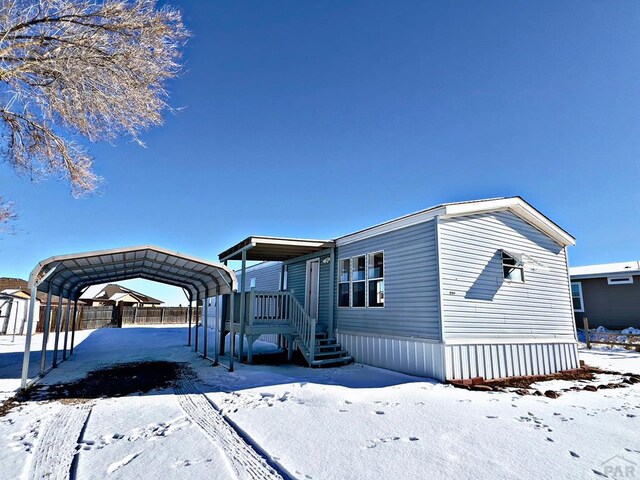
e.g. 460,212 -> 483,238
229,291 -> 235,372
52,288 -> 66,368
19,285 -> 39,389
39,287 -> 53,375
214,288 -> 220,364
328,247 -> 335,338
62,296 -> 72,360
70,298 -> 79,355
238,250 -> 247,362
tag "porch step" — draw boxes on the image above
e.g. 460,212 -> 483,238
309,356 -> 354,367
313,349 -> 350,359
315,337 -> 336,346
316,344 -> 342,353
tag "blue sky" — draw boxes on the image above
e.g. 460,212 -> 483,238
2,1 -> 639,305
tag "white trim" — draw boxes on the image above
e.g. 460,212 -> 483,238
571,281 -> 584,312
336,197 -> 575,247
607,276 -> 634,285
444,337 -> 578,345
435,216 -> 445,343
335,329 -> 442,343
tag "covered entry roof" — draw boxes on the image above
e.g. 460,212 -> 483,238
29,245 -> 237,299
219,236 -> 335,262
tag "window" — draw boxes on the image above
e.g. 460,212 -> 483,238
571,282 -> 584,312
368,252 -> 384,307
352,255 -> 366,307
607,276 -> 633,285
250,278 -> 256,289
338,259 -> 350,307
502,250 -> 524,282
338,252 -> 385,308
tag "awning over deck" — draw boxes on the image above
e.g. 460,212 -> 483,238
219,236 -> 335,262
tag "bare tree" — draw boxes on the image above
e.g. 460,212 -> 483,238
0,0 -> 189,220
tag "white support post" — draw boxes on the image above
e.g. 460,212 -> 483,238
62,297 -> 72,360
19,286 -> 39,389
194,292 -> 200,352
39,288 -> 53,375
214,289 -> 220,364
203,292 -> 209,359
70,299 -> 78,355
238,250 -> 247,363
187,299 -> 192,346
328,247 -> 335,338
229,291 -> 235,372
52,290 -> 66,368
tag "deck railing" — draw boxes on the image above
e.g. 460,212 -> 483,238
246,289 -> 316,363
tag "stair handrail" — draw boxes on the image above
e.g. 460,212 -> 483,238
286,292 -> 316,364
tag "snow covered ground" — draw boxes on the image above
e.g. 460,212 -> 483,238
0,326 -> 639,479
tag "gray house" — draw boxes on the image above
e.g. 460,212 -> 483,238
220,197 -> 579,381
570,261 -> 640,329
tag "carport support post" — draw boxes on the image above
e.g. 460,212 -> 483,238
62,296 -> 72,360
187,299 -> 192,346
70,299 -> 79,355
214,289 -> 220,364
39,288 -> 53,375
238,249 -> 247,363
229,291 -> 235,372
194,292 -> 200,352
19,285 -> 39,389
52,290 -> 66,368
203,291 -> 209,359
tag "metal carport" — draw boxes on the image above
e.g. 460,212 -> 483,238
20,245 -> 237,389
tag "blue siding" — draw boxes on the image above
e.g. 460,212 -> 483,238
335,219 -> 440,339
235,261 -> 282,291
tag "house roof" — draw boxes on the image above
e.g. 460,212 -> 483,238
79,283 -> 163,305
218,197 -> 575,262
335,196 -> 575,247
219,236 -> 335,262
29,245 -> 236,299
570,261 -> 640,279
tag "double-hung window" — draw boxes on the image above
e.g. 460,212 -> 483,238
571,282 -> 584,312
338,252 -> 385,307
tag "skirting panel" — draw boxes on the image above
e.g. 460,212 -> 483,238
337,332 -> 446,381
257,333 -> 278,345
444,342 -> 580,380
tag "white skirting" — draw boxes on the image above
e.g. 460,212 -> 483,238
337,332 -> 446,381
337,332 -> 579,382
444,342 -> 580,380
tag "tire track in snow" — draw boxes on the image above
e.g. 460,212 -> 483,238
28,404 -> 92,480
174,379 -> 285,480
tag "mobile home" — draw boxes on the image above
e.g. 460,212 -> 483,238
221,197 -> 579,381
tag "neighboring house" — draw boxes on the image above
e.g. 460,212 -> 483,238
220,196 -> 579,381
0,278 -> 41,335
570,261 -> 640,329
80,284 -> 163,307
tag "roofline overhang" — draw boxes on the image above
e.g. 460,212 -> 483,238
335,196 -> 575,247
219,236 -> 335,262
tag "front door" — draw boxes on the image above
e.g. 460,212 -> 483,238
306,259 -> 320,320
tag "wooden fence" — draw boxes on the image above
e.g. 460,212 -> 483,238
583,317 -> 640,351
36,305 -> 202,332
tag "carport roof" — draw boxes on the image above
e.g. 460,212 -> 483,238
29,245 -> 237,299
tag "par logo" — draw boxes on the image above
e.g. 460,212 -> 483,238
601,455 -> 637,478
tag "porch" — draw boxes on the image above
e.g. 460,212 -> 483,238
218,236 -> 352,368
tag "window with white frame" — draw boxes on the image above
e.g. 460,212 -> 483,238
338,252 -> 385,308
571,282 -> 584,312
607,276 -> 633,285
368,252 -> 385,307
502,250 -> 524,282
